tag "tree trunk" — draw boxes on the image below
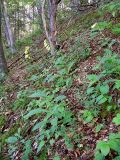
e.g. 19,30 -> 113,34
41,0 -> 55,55
13,6 -> 17,42
41,0 -> 61,55
0,0 -> 8,79
36,0 -> 43,29
60,0 -> 65,9
5,23 -> 10,46
49,0 -> 57,48
17,3 -> 20,40
2,0 -> 16,54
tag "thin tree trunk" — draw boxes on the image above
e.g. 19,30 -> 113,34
0,0 -> 8,79
33,5 -> 35,31
61,0 -> 65,9
36,0 -> 43,30
49,0 -> 57,47
17,3 -> 20,40
2,0 -> 16,54
41,0 -> 55,55
13,6 -> 17,42
5,23 -> 10,46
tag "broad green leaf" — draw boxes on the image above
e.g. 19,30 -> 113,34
63,111 -> 73,124
96,95 -> 107,104
39,135 -> 45,141
87,87 -> 94,95
32,122 -> 43,131
55,56 -> 65,66
54,95 -> 66,102
100,84 -> 109,94
107,105 -> 113,111
7,137 -> 18,143
53,155 -> 61,160
114,80 -> 120,89
65,141 -> 73,150
45,130 -> 51,140
112,28 -> 120,35
44,74 -> 58,82
95,124 -> 103,133
24,109 -> 48,119
32,113 -> 52,131
55,132 -> 60,139
66,77 -> 72,87
85,115 -> 93,123
95,151 -> 105,160
30,90 -> 46,98
37,140 -> 45,153
104,49 -> 112,55
96,141 -> 110,156
113,114 -> 120,125
51,118 -> 58,126
58,69 -> 68,75
113,156 -> 120,160
83,110 -> 93,123
22,140 -> 32,160
67,61 -> 75,72
92,21 -> 112,31
87,74 -> 99,83
101,144 -> 110,156
109,133 -> 120,140
108,140 -> 120,152
50,139 -> 55,146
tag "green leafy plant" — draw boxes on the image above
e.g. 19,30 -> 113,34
100,1 -> 120,18
13,89 -> 31,110
95,133 -> 120,160
91,21 -> 112,31
7,128 -> 33,160
113,114 -> 120,125
82,110 -> 94,123
7,54 -> 77,159
70,33 -> 91,60
112,23 -> 120,35
85,49 -> 120,115
95,124 -> 104,133
95,110 -> 120,159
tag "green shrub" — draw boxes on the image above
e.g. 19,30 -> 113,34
95,112 -> 120,159
13,90 -> 31,110
7,54 -> 78,159
85,49 -> 120,115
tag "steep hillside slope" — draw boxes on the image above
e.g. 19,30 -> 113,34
0,1 -> 120,160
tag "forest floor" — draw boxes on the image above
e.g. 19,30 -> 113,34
1,2 -> 120,160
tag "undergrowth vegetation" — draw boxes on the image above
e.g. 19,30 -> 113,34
6,53 -> 79,159
0,1 -> 120,160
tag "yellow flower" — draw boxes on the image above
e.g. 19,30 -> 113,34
25,46 -> 31,59
44,39 -> 50,51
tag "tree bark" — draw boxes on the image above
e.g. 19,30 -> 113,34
41,0 -> 55,55
36,1 -> 44,31
41,0 -> 61,55
0,0 -> 8,79
49,0 -> 57,48
17,3 -> 20,40
2,0 -> 16,54
13,6 -> 17,42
